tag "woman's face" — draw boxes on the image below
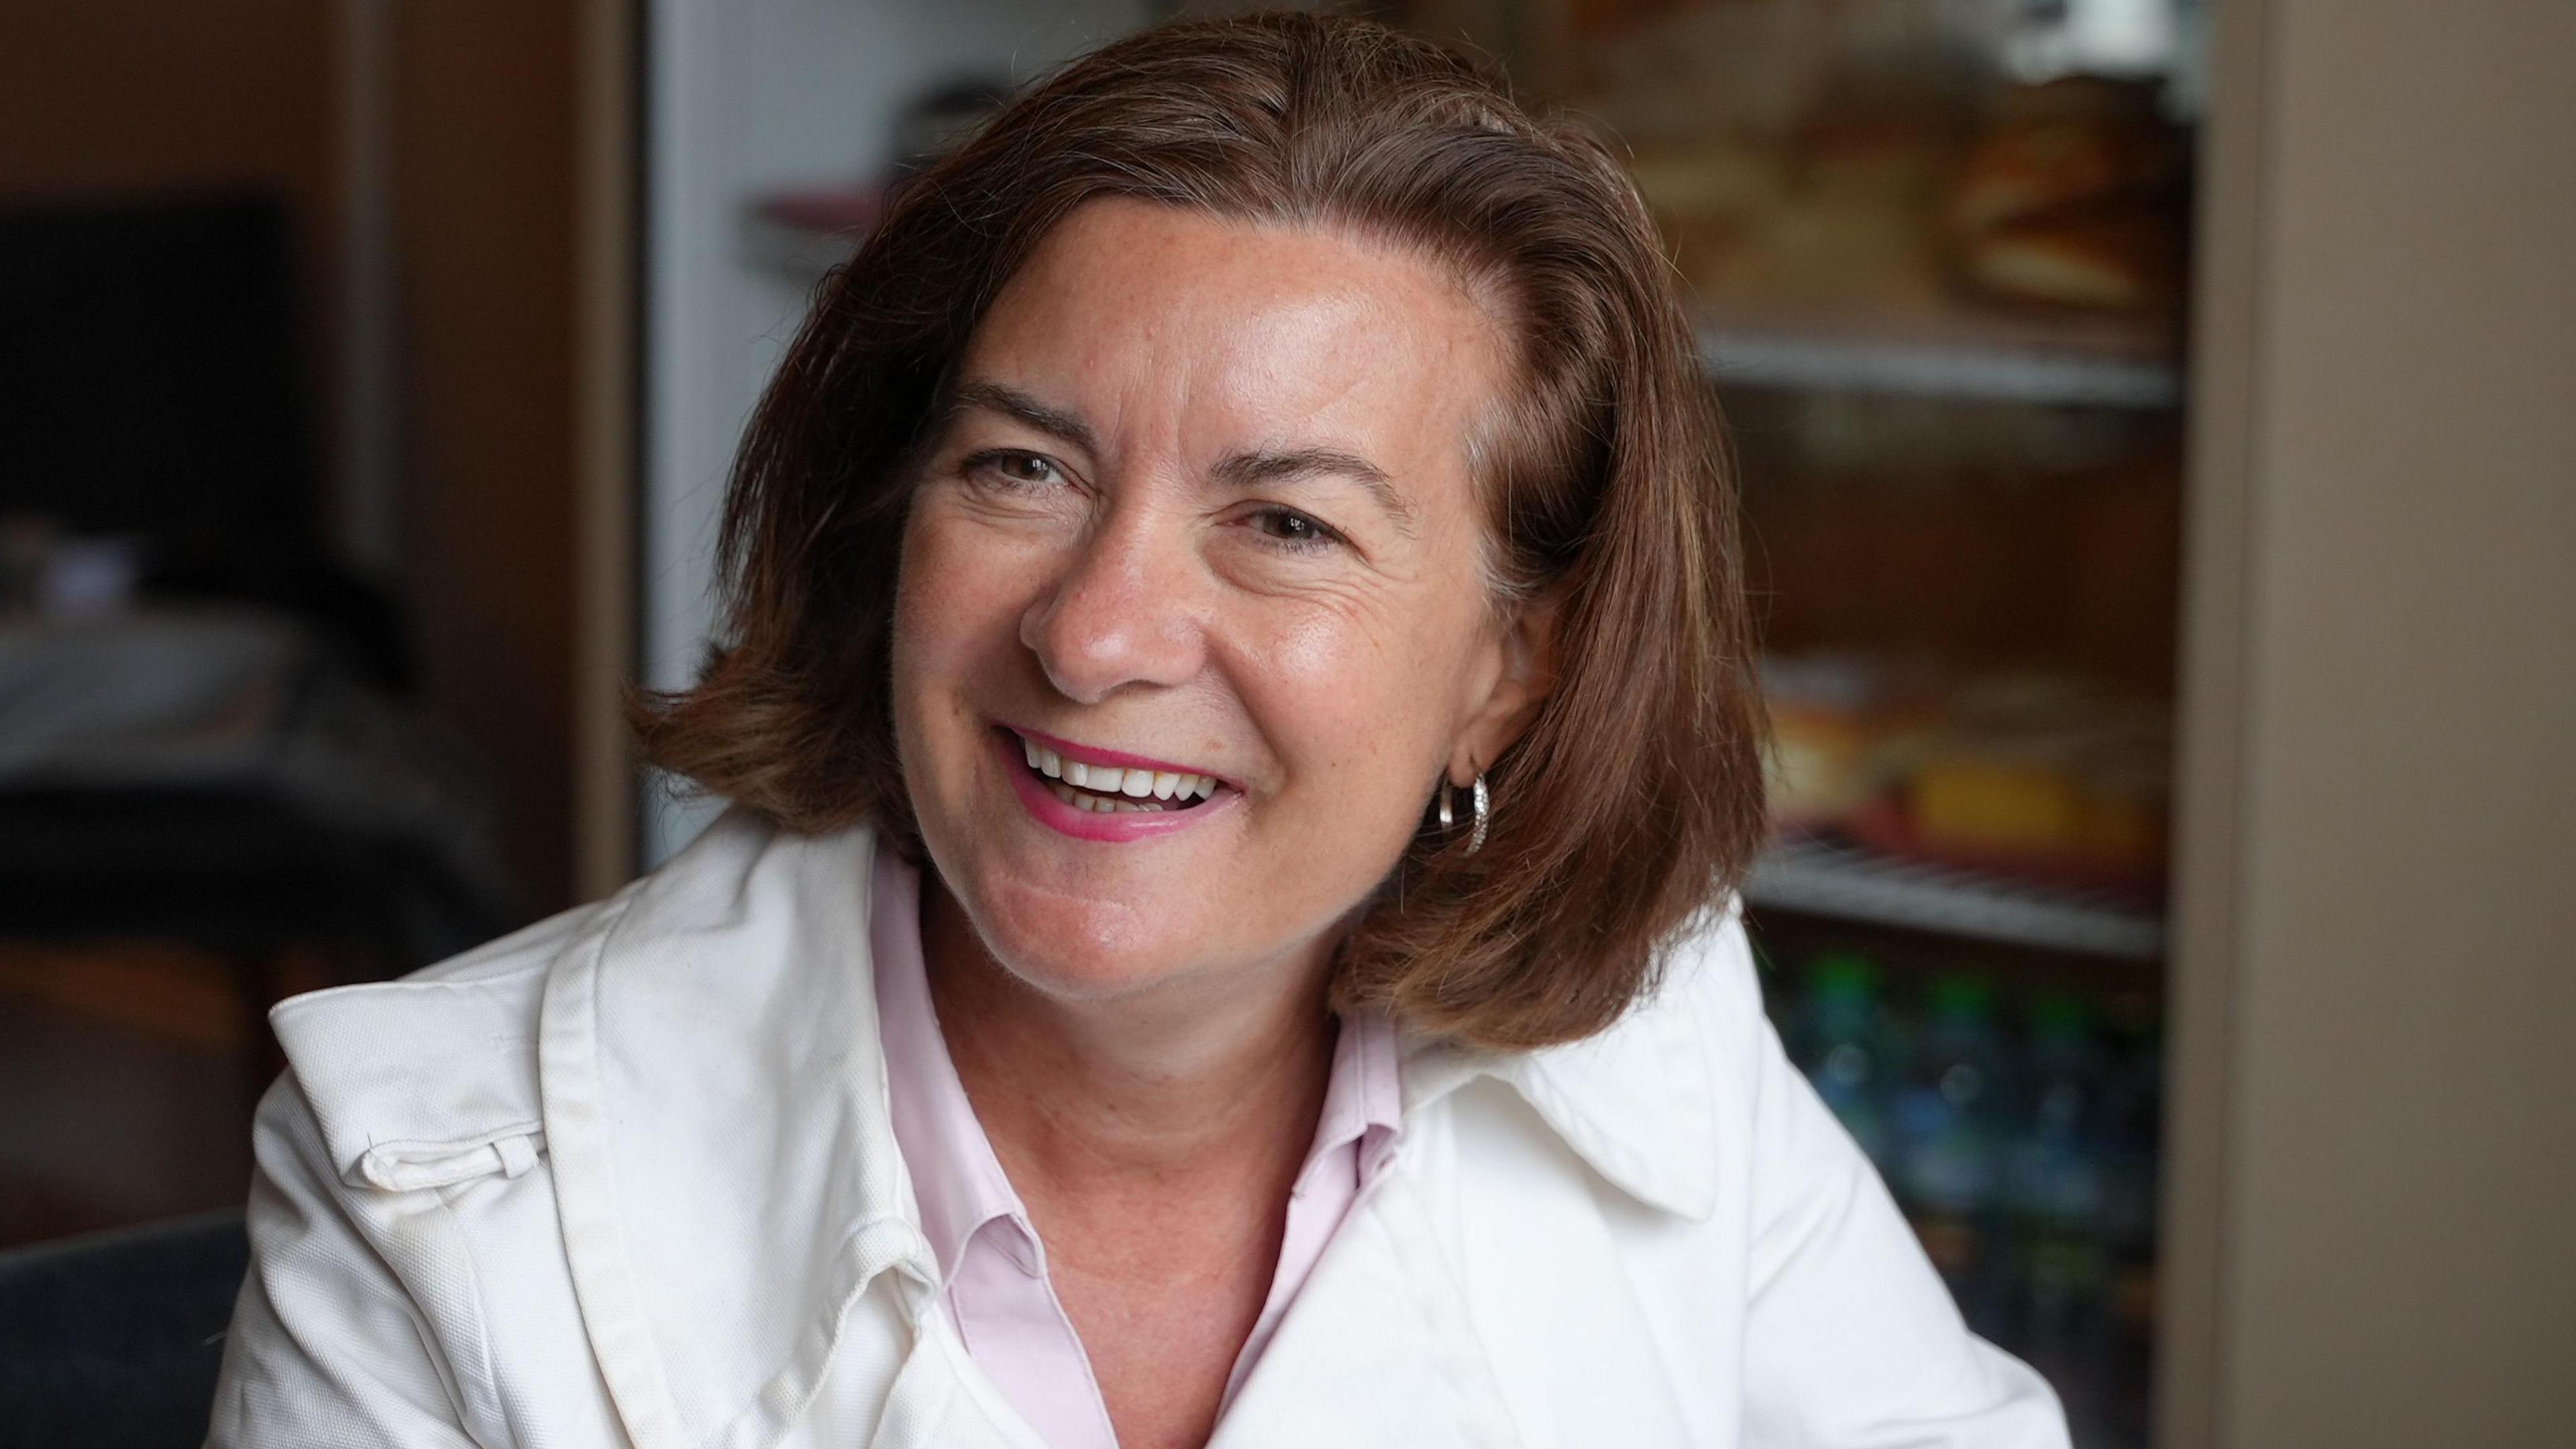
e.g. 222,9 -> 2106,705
892,199 -> 1547,1004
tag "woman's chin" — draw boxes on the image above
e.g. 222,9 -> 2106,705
966,881 -> 1211,1002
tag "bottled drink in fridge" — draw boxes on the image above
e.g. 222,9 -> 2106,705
1787,952 -> 1902,1169
2006,991 -> 2116,1403
1893,975 -> 2014,1321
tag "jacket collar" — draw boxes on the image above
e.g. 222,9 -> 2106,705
1395,913 -> 1728,1222
537,815 -> 1725,1449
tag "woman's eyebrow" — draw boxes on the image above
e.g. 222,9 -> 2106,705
1214,447 -> 1419,536
948,380 -> 1096,453
949,378 -> 1417,536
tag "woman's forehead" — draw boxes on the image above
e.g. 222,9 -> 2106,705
959,200 -> 1509,467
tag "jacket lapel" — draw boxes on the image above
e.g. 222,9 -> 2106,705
539,814 -> 941,1449
1210,930 -> 1734,1449
1395,912 -> 1729,1226
861,1303 -> 1055,1449
1211,927 -> 1733,1449
1212,1171 -> 1525,1449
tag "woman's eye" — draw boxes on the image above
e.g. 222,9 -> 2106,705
1248,507 -> 1339,550
963,449 -> 1065,488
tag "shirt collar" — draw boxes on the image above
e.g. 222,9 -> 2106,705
869,845 -> 1045,1281
1313,1008 -> 1403,1189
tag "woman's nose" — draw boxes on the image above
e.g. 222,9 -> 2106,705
1019,511 -> 1208,704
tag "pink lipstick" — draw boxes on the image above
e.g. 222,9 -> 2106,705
996,727 -> 1241,843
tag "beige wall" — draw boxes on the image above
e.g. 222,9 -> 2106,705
2170,1 -> 2576,1443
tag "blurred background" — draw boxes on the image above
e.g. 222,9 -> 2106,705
0,2 -> 2567,1447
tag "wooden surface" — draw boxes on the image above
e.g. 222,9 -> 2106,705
574,0 -> 641,900
390,1 -> 584,911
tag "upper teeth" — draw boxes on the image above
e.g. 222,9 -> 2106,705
1024,737 -> 1218,800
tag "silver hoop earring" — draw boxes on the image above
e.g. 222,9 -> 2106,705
1434,772 -> 1490,854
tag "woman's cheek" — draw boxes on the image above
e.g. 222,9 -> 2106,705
902,510 -> 1035,664
893,515 -> 1004,789
1244,606 -> 1451,836
1267,579 -> 1474,716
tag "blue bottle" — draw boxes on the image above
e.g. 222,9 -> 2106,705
2006,993 -> 2114,1365
1893,976 -> 2013,1322
1788,953 -> 1901,1169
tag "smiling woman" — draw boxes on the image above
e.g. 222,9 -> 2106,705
892,199 -> 1558,1020
639,23 -> 1770,1053
207,14 -> 2070,1449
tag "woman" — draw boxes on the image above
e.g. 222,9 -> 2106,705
210,15 -> 2068,1449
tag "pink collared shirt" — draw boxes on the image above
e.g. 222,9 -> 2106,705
870,849 -> 1402,1449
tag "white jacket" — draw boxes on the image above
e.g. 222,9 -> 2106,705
207,812 -> 2068,1449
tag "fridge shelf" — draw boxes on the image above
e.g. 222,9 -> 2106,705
1743,836 -> 2167,961
1697,308 -> 2186,409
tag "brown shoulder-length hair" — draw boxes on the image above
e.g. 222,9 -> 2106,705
638,11 -> 1768,1050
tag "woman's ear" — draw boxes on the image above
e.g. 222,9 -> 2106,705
1450,588 -> 1564,786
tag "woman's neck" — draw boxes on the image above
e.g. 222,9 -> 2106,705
917,871 -> 1338,1199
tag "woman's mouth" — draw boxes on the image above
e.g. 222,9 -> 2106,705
1012,731 -> 1224,814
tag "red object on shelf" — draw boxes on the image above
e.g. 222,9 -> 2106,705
1837,796 -> 2167,901
749,186 -> 887,239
